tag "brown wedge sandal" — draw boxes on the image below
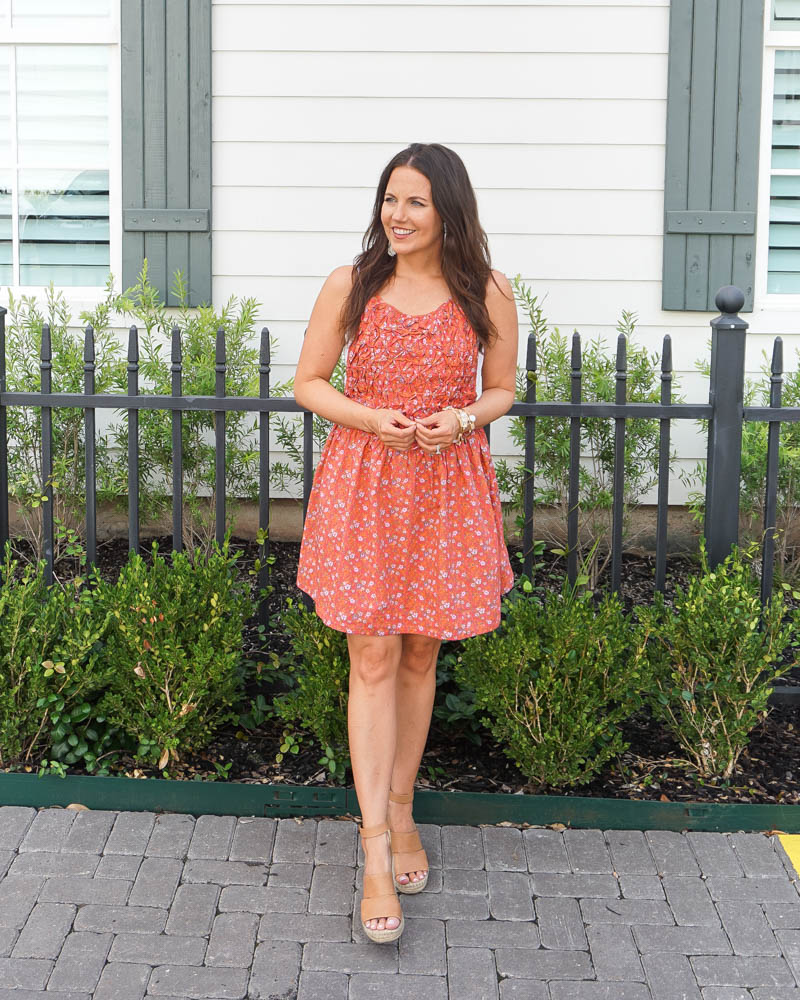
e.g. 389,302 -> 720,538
388,789 -> 429,894
359,822 -> 404,944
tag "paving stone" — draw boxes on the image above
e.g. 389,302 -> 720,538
8,851 -> 99,878
396,889 -> 489,920
187,814 -> 236,860
707,877 -> 799,903
700,990 -> 752,999
766,902 -> 800,929
446,919 -> 539,949
633,924 -> 731,954
218,884 -> 308,914
750,990 -> 800,999
73,903 -> 167,934
349,973 -> 448,999
448,947 -> 498,1000
165,883 -> 220,936
145,814 -> 195,858
536,897 -> 587,950
302,941 -> 397,973
641,952 -> 701,1000
0,808 -> 35,851
663,875 -> 720,925
488,871 -> 534,921
0,957 -> 53,990
495,948 -> 593,980
729,833 -> 788,878
776,929 -> 800,982
498,980 -> 549,999
62,810 -> 117,854
564,829 -> 614,873
646,830 -> 702,876
40,874 -> 131,905
228,817 -> 275,864
586,923 -> 644,981
273,818 -> 317,863
268,862 -> 314,888
246,941 -> 303,1000
258,912 -> 350,943
47,931 -> 112,991
690,955 -> 795,988
181,859 -> 267,885
148,964 -> 248,998
524,828 -> 571,873
103,812 -> 156,856
206,912 -> 258,968
297,969 -> 348,1000
11,901 -> 75,958
618,875 -> 665,899
0,876 -> 45,929
0,929 -> 16,958
444,869 -> 488,894
580,898 -> 673,925
18,807 -> 75,851
482,827 -> 526,871
531,873 -> 619,898
127,856 -> 182,908
688,833 -> 744,877
0,855 -> 12,880
718,901 -> 780,956
94,961 -> 151,1000
605,830 -> 657,875
549,985 -> 652,999
0,992 -> 87,1000
417,824 -> 442,869
95,854 -> 142,880
108,933 -> 207,965
442,826 -> 485,870
309,864 -> 354,914
314,820 -> 356,866
398,917 -> 445,976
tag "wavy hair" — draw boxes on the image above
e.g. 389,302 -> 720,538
340,143 -> 503,352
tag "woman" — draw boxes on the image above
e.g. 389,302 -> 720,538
293,143 -> 518,943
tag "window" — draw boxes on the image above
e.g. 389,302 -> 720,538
0,0 -> 116,290
769,49 -> 800,292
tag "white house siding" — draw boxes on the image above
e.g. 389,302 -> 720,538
211,0 -> 792,506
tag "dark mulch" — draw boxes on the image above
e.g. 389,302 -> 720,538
9,530 -> 800,806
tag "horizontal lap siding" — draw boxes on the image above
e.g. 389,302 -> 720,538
207,0 -> 766,505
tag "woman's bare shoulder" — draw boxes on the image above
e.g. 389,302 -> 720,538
485,269 -> 514,303
324,264 -> 356,295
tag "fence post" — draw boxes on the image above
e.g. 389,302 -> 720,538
704,285 -> 747,568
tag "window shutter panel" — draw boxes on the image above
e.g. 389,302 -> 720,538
662,0 -> 764,312
121,0 -> 211,307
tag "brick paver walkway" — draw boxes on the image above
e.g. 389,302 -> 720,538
1,807 -> 800,998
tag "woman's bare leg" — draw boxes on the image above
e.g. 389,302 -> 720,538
347,633 -> 403,933
388,633 -> 441,885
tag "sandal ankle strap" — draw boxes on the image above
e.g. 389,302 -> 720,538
389,789 -> 414,804
359,821 -> 389,840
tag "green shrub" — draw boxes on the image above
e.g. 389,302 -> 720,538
94,537 -> 254,768
454,582 -> 647,788
275,598 -> 350,781
0,544 -> 112,769
635,540 -> 796,778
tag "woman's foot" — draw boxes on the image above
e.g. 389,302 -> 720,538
362,829 -> 402,934
388,795 -> 428,887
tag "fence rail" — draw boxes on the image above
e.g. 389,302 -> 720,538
0,285 -> 797,623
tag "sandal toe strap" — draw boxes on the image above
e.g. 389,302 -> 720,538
391,830 -> 428,873
361,872 -> 402,922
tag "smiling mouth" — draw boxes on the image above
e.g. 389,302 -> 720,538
392,228 -> 415,236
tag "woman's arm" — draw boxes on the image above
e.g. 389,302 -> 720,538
467,270 -> 519,428
293,267 -> 418,451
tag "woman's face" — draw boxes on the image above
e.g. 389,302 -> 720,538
381,165 -> 443,257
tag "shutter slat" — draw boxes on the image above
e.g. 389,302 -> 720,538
662,0 -> 765,312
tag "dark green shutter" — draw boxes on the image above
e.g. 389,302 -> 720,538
662,0 -> 764,312
121,0 -> 211,307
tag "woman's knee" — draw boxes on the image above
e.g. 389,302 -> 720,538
399,635 -> 441,677
348,636 -> 400,686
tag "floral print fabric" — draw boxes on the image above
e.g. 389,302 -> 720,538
295,295 -> 515,640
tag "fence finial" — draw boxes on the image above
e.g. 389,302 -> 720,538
715,285 -> 745,316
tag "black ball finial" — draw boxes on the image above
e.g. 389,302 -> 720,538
715,285 -> 745,315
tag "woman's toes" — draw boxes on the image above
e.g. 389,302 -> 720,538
386,916 -> 399,930
396,872 -> 409,884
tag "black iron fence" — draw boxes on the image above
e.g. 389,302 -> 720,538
0,285 -> 797,625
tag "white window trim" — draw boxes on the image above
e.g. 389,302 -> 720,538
0,1 -> 121,309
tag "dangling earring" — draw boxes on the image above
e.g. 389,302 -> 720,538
387,242 -> 396,258
443,222 -> 447,240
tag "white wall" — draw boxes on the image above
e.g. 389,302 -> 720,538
210,0 -> 795,505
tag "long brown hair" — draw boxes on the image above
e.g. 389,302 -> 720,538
340,143 -> 503,352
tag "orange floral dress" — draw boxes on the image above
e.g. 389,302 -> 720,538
295,294 -> 515,640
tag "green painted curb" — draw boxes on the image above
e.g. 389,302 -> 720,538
0,772 -> 795,832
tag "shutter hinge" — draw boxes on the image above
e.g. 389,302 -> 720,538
123,209 -> 210,232
666,211 -> 754,234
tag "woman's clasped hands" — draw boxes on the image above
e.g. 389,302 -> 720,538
369,408 -> 461,455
